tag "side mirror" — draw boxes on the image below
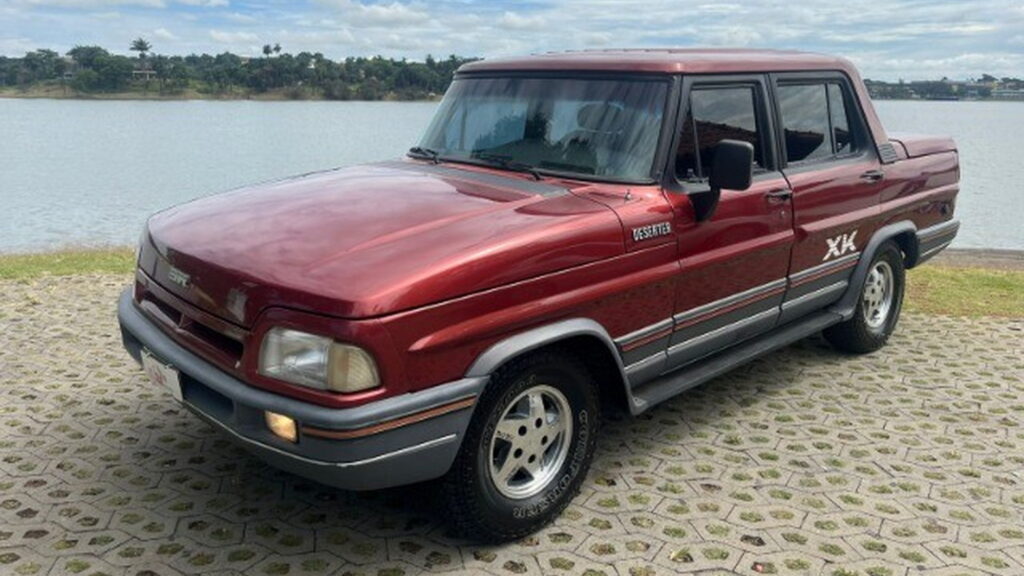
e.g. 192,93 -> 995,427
710,139 -> 754,192
691,139 -> 755,222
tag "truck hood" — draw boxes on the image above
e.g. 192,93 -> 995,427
140,161 -> 623,326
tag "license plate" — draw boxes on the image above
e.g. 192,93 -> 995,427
141,350 -> 183,402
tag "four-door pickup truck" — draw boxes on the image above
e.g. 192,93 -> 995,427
118,49 -> 960,541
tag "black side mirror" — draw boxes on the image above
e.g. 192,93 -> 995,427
691,139 -> 755,222
710,139 -> 754,192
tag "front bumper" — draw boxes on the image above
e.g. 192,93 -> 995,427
117,289 -> 484,491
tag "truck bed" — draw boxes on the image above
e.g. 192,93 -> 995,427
888,132 -> 957,158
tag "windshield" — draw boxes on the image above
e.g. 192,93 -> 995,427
418,76 -> 669,182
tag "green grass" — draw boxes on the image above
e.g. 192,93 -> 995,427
0,248 -> 135,279
906,265 -> 1024,317
0,248 -> 1021,318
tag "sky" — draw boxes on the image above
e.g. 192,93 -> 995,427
1,0 -> 1022,81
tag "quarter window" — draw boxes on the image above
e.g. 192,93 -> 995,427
676,86 -> 765,180
828,83 -> 853,154
778,81 -> 858,163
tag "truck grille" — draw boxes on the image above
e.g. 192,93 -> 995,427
136,271 -> 247,371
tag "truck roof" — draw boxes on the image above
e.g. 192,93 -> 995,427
459,49 -> 856,76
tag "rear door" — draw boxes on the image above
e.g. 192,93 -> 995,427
770,72 -> 888,323
662,75 -> 795,371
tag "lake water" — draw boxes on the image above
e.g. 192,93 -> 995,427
1,98 -> 1021,252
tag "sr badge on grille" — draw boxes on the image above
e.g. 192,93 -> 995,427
631,222 -> 672,242
167,266 -> 191,289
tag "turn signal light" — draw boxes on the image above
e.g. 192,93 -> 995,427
265,411 -> 297,443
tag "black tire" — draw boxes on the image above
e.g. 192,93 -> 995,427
824,241 -> 905,354
442,350 -> 599,542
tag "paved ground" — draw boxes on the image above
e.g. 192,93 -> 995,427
2,274 -> 1023,576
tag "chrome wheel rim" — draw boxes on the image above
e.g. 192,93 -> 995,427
862,260 -> 894,330
488,384 -> 573,499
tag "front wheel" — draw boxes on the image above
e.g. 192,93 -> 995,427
441,351 -> 599,542
824,241 -> 905,353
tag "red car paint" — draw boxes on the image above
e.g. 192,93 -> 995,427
133,49 -> 958,411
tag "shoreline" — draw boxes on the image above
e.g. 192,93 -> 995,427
872,97 -> 1024,103
0,87 -> 441,103
929,248 -> 1024,271
1,90 -> 1019,104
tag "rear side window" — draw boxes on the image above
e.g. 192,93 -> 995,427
828,83 -> 853,154
778,81 -> 857,164
676,86 -> 765,180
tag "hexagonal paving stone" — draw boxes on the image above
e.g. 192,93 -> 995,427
2,275 -> 1024,575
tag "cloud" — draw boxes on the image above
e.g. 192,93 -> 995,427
152,27 -> 176,40
17,0 -> 166,7
223,11 -> 256,23
10,0 -> 228,8
316,0 -> 430,27
0,37 -> 38,55
175,0 -> 227,6
497,11 -> 546,31
209,29 -> 257,43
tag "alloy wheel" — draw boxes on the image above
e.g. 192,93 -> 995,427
862,260 -> 894,330
487,384 -> 573,499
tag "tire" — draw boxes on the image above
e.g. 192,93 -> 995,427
442,350 -> 600,542
824,240 -> 905,354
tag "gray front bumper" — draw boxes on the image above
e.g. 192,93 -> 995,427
117,289 -> 484,491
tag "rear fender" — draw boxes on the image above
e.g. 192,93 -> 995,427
830,221 -> 917,321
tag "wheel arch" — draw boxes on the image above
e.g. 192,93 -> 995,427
831,221 -> 917,321
465,319 -> 632,413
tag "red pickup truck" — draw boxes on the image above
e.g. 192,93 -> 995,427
118,49 -> 960,541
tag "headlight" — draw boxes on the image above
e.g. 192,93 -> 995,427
258,327 -> 380,393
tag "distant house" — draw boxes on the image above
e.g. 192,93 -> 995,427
132,69 -> 156,81
992,88 -> 1024,100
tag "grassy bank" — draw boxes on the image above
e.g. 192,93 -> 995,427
904,266 -> 1024,317
1,248 -> 1022,318
0,248 -> 135,279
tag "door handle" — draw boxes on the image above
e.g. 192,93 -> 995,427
765,188 -> 792,203
860,169 -> 885,183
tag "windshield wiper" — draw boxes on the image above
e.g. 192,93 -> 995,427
407,146 -> 441,164
471,152 -> 543,181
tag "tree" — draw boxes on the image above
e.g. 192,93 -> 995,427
93,54 -> 134,91
21,49 -> 65,82
0,56 -> 17,86
10,43 -> 476,99
67,45 -> 110,69
70,69 -> 100,91
130,38 -> 152,60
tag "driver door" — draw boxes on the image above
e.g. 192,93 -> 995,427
663,75 -> 795,370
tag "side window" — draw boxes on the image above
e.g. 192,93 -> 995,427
828,83 -> 853,155
676,86 -> 765,180
778,81 -> 860,164
778,84 -> 832,163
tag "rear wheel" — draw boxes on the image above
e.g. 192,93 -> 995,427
824,241 -> 905,353
442,351 -> 599,542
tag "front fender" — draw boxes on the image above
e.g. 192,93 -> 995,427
465,318 -> 627,380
